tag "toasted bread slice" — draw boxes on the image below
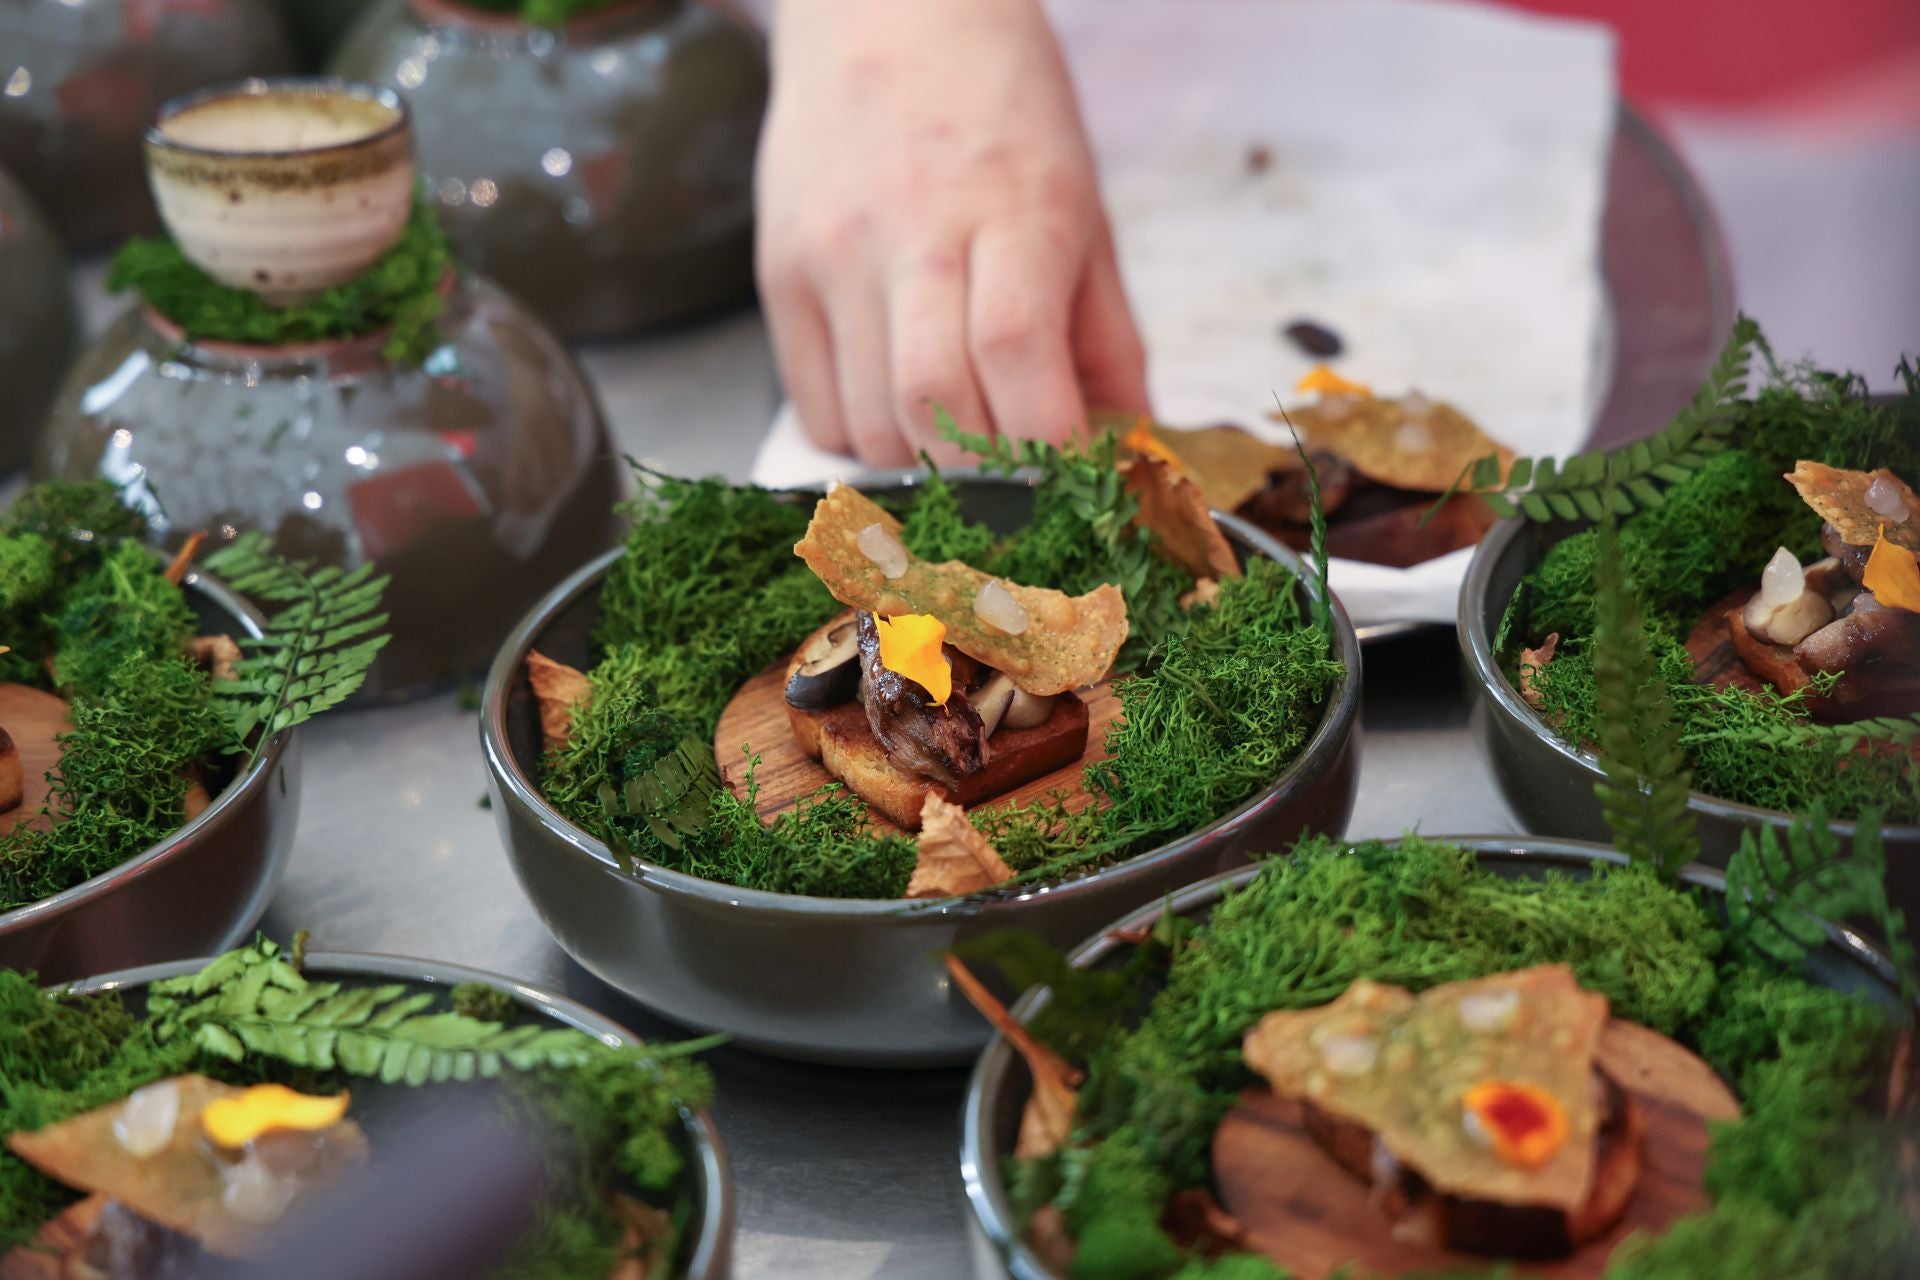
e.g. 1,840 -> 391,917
1300,1068 -> 1643,1258
816,694 -> 1089,830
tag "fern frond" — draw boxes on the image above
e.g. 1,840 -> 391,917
1691,712 -> 1920,756
1725,807 -> 1915,1004
1457,314 -> 1760,522
145,940 -> 604,1084
1277,407 -> 1332,644
201,533 -> 391,763
1588,511 -> 1699,877
597,733 -> 719,853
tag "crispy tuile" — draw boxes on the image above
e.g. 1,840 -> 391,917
1109,415 -> 1301,513
794,486 -> 1126,696
526,650 -> 592,753
162,531 -> 206,585
1864,527 -> 1920,612
6,1074 -> 370,1259
1277,395 -> 1513,494
1787,461 -> 1920,550
1121,455 -> 1242,582
906,794 -> 1015,898
188,634 -> 242,683
1518,632 -> 1559,710
944,954 -> 1082,1158
1243,965 -> 1608,1213
1179,577 -> 1221,611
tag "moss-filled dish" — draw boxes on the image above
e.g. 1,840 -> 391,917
0,939 -> 727,1278
482,433 -> 1360,1065
1461,323 -> 1920,894
0,482 -> 387,977
960,834 -> 1917,1280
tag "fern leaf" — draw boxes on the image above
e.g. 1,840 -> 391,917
600,733 -> 720,851
1588,511 -> 1700,877
201,533 -> 391,765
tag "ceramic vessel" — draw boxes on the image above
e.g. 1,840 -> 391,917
33,274 -> 624,700
63,950 -> 734,1279
0,0 -> 294,248
959,836 -> 1913,1280
0,563 -> 299,984
146,78 -> 415,304
1458,515 -> 1920,914
0,167 -> 78,474
332,0 -> 766,339
481,473 -> 1363,1068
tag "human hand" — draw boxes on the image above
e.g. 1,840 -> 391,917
756,0 -> 1149,467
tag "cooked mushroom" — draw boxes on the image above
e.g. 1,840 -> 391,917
1792,606 -> 1920,717
1004,687 -> 1055,732
972,672 -> 1056,738
0,725 -> 19,813
1742,547 -> 1834,646
784,619 -> 862,710
1820,522 -> 1872,580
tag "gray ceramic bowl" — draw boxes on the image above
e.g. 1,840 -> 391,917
63,948 -> 733,1279
960,834 -> 1912,1280
481,472 -> 1362,1067
1459,516 -> 1920,912
0,565 -> 300,983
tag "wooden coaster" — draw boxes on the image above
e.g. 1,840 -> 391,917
0,683 -> 72,838
1212,1018 -> 1740,1280
0,1193 -> 102,1279
713,662 -> 1122,835
1684,587 -> 1768,696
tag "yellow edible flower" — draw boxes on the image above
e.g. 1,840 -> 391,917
1863,525 -> 1920,613
1462,1079 -> 1567,1168
201,1084 -> 350,1149
1294,364 -> 1373,398
1122,417 -> 1183,469
872,612 -> 952,706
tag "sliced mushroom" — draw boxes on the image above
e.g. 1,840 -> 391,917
1800,556 -> 1860,612
1743,547 -> 1834,646
1793,606 -> 1920,718
1003,687 -> 1055,731
785,619 -> 862,710
974,672 -> 1018,738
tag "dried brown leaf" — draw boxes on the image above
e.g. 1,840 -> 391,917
526,650 -> 591,753
189,634 -> 242,683
164,532 -> 207,585
944,954 -> 1083,1158
1518,632 -> 1559,711
906,794 -> 1015,898
1121,455 -> 1241,582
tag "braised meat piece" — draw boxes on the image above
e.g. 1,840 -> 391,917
854,613 -> 987,789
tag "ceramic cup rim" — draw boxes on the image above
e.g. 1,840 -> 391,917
146,77 -> 411,164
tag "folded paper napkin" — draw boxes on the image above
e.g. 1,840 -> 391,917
751,0 -> 1617,630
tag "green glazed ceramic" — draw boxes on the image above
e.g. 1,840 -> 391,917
33,273 -> 623,700
0,167 -> 77,474
332,0 -> 765,339
0,0 -> 294,247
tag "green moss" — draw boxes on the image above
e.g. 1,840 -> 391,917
1016,835 -> 1912,1279
108,197 -> 451,366
450,0 -> 624,24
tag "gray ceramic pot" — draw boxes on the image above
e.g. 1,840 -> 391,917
0,565 -> 300,984
959,835 -> 1912,1280
33,274 -> 623,700
0,0 -> 293,247
1459,516 -> 1920,912
62,949 -> 733,1279
481,473 -> 1363,1067
332,0 -> 765,339
0,167 -> 78,474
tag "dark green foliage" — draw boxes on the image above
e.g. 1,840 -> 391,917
1588,513 -> 1698,876
201,532 -> 392,763
898,461 -> 998,565
47,539 -> 195,695
108,198 -> 451,365
0,531 -> 55,613
2,479 -> 148,547
450,0 -> 623,24
1010,835 -> 1913,1279
0,941 -> 717,1276
452,981 -> 519,1022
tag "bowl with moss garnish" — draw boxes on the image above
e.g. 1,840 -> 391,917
0,937 -> 730,1278
1458,318 -> 1920,910
331,0 -> 766,340
482,427 -> 1362,1066
959,830 -> 1918,1280
0,480 -> 391,982
34,78 -> 622,700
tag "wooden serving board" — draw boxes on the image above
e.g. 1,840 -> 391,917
0,682 -> 72,838
713,663 -> 1123,836
1212,1018 -> 1740,1280
0,1193 -> 102,1279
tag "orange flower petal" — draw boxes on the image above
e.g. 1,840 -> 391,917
1294,364 -> 1373,398
872,612 -> 952,705
1122,417 -> 1184,469
1462,1079 -> 1567,1168
1864,525 -> 1920,613
202,1084 -> 350,1149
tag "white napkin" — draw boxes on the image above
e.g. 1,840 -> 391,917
752,0 -> 1616,630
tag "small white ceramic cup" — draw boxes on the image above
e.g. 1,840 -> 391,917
145,79 -> 416,307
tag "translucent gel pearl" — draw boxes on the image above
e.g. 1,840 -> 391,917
111,1079 -> 180,1158
1759,546 -> 1805,606
973,578 -> 1029,635
222,1154 -> 300,1225
855,522 -> 909,579
1866,474 -> 1910,523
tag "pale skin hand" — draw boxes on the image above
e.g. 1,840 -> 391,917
756,0 -> 1150,467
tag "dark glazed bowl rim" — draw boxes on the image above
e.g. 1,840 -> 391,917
480,468 -> 1363,920
958,834 -> 1912,1280
146,77 -> 410,162
0,565 -> 296,939
62,949 -> 733,1280
1458,516 -> 1920,839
